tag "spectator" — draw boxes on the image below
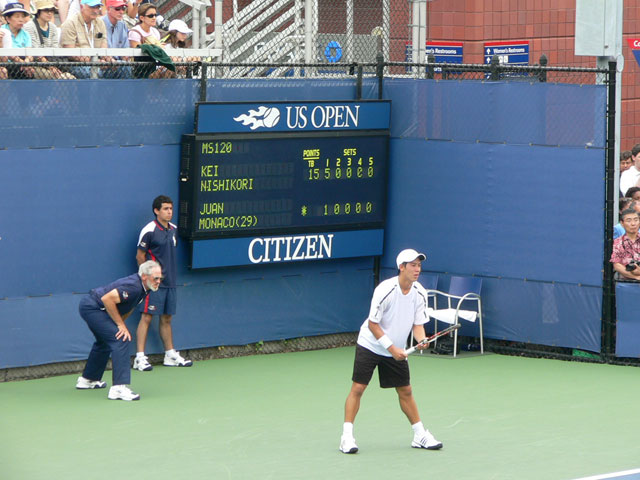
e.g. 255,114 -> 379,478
60,0 -> 114,78
163,19 -> 190,48
620,150 -> 633,197
625,187 -> 640,202
24,0 -> 59,47
614,198 -> 634,240
57,0 -> 79,24
102,0 -> 128,48
129,3 -> 174,78
611,208 -> 640,281
101,0 -> 133,77
620,144 -> 640,195
163,19 -> 196,77
621,150 -> 633,173
0,27 -> 9,79
127,2 -> 159,47
23,0 -> 76,78
1,2 -> 37,78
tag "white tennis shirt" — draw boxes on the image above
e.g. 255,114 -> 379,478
357,276 -> 429,357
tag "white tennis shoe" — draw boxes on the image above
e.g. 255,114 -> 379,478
163,351 -> 193,367
133,355 -> 153,371
411,430 -> 443,450
108,385 -> 140,401
339,435 -> 359,454
75,376 -> 107,389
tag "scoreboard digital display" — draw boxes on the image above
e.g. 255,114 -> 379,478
179,131 -> 389,239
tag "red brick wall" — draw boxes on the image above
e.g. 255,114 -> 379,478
424,0 -> 639,151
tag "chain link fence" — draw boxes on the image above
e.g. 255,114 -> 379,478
0,51 -> 614,379
0,56 -> 606,84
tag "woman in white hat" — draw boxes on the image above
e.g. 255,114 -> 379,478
162,18 -> 191,48
162,18 -> 195,77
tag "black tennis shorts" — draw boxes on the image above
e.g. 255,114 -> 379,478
351,344 -> 410,388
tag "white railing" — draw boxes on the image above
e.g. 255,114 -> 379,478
0,48 -> 222,58
206,0 -> 314,77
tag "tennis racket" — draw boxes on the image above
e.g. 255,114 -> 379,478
405,324 -> 462,354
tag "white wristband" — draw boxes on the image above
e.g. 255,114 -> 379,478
378,335 -> 393,350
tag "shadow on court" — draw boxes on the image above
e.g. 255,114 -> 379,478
1,347 -> 640,480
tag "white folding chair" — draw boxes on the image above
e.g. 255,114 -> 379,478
427,276 -> 483,358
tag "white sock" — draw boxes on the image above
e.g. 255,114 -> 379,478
165,349 -> 176,356
411,421 -> 425,436
136,352 -> 145,358
343,422 -> 354,437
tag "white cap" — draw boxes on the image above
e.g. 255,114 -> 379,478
168,19 -> 192,34
396,248 -> 426,268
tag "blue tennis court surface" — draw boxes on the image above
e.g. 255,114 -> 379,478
574,469 -> 640,480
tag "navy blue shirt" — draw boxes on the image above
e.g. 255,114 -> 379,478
137,220 -> 177,288
90,273 -> 149,316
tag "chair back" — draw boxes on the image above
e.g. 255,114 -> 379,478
448,276 -> 482,297
419,273 -> 439,290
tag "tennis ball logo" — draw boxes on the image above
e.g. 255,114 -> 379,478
262,107 -> 280,128
233,106 -> 281,130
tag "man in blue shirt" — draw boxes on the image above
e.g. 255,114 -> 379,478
76,260 -> 162,401
134,195 -> 193,371
101,0 -> 133,78
102,0 -> 129,48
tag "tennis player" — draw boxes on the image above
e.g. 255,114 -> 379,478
340,248 -> 443,453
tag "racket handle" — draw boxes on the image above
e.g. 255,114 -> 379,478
405,340 -> 425,355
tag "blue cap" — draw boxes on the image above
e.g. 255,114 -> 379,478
81,0 -> 103,6
3,2 -> 29,15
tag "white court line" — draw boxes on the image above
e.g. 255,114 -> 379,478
573,468 -> 640,480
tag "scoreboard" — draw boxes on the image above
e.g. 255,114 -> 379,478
179,100 -> 390,268
179,132 -> 387,239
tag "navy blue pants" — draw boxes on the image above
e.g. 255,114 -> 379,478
79,297 -> 131,386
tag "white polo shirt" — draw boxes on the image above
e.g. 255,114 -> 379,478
620,166 -> 640,196
357,276 -> 429,357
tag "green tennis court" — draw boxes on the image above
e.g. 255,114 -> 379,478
2,347 -> 640,480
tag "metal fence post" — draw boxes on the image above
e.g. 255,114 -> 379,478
426,52 -> 434,79
489,54 -> 500,81
199,61 -> 207,102
602,60 -> 617,359
538,54 -> 548,82
90,55 -> 99,79
376,51 -> 384,99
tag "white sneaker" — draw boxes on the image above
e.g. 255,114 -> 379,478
76,376 -> 107,389
411,430 -> 443,450
133,355 -> 153,371
163,351 -> 193,367
108,385 -> 140,401
339,435 -> 358,454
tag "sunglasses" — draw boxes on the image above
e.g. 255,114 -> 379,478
111,5 -> 125,10
143,12 -> 156,17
